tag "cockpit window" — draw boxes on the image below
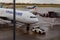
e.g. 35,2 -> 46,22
30,16 -> 36,18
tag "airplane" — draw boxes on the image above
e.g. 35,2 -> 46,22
27,6 -> 60,18
26,6 -> 47,16
28,6 -> 60,18
26,6 -> 39,15
0,8 -> 39,32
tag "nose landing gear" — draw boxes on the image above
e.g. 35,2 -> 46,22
26,24 -> 30,33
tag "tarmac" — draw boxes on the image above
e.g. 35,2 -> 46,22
0,7 -> 60,40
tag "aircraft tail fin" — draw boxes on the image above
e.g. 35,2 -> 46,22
31,6 -> 36,9
28,6 -> 37,12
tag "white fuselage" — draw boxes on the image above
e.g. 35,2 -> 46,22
0,8 -> 38,24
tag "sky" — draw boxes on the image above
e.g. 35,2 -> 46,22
0,0 -> 60,4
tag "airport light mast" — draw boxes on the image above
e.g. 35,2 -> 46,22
13,0 -> 16,40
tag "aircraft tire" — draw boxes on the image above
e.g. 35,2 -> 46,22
34,30 -> 37,32
39,31 -> 41,34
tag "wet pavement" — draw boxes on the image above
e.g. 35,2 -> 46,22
0,25 -> 60,40
0,7 -> 60,40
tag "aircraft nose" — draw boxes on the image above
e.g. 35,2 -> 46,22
36,18 -> 39,22
33,18 -> 39,23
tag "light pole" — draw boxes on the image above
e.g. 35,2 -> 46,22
13,0 -> 16,40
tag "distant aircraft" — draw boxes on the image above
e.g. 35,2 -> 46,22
27,6 -> 60,18
26,6 -> 39,15
0,8 -> 39,32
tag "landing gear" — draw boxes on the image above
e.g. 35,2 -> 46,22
26,24 -> 30,33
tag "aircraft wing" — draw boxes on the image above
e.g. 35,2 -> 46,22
0,18 -> 11,24
0,17 -> 26,28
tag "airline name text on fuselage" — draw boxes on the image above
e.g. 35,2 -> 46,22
6,10 -> 23,16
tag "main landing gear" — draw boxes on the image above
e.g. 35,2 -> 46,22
26,24 -> 46,35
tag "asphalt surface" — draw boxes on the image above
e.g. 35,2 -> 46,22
0,7 -> 60,40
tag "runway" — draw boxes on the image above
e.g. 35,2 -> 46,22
0,7 -> 60,40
